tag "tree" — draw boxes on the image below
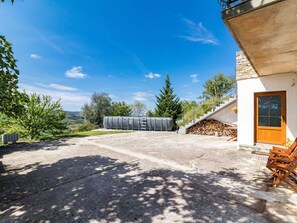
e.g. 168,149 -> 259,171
155,75 -> 182,122
146,110 -> 155,117
0,35 -> 27,117
1,0 -> 15,3
110,101 -> 132,116
0,113 -> 9,134
82,92 -> 112,127
13,93 -> 66,140
181,100 -> 198,113
200,73 -> 235,108
131,101 -> 146,117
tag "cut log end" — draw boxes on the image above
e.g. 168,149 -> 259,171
188,119 -> 237,137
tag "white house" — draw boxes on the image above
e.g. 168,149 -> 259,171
221,0 -> 297,147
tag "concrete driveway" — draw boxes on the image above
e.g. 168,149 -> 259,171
0,132 -> 295,222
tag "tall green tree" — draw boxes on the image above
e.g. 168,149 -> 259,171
201,73 -> 235,100
0,35 -> 26,117
199,73 -> 236,112
110,101 -> 132,116
155,75 -> 182,122
82,92 -> 112,127
13,93 -> 67,140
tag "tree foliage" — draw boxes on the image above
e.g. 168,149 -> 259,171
146,110 -> 155,117
180,73 -> 236,126
110,101 -> 132,116
200,73 -> 235,103
131,101 -> 146,117
180,106 -> 204,126
82,92 -> 113,127
0,35 -> 27,117
1,0 -> 15,3
13,93 -> 67,140
181,100 -> 198,114
155,75 -> 182,122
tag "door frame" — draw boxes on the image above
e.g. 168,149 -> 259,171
254,91 -> 287,145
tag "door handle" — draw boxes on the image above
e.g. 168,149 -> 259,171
281,116 -> 285,122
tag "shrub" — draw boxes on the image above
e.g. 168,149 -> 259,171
77,123 -> 95,132
179,106 -> 204,127
13,93 -> 67,140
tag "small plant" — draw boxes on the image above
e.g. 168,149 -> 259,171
284,138 -> 293,149
232,106 -> 238,113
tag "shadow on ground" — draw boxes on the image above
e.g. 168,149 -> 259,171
0,152 -> 293,222
0,139 -> 73,174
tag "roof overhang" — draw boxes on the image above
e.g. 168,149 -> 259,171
223,0 -> 297,76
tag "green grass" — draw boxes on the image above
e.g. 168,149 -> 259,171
1,130 -> 131,145
40,130 -> 130,141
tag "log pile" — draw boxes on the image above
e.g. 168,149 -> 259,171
188,119 -> 237,137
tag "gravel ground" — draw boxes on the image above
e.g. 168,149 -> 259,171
0,131 -> 295,222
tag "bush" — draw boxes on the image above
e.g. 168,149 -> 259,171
179,106 -> 204,127
0,114 -> 16,135
13,93 -> 67,140
77,123 -> 95,132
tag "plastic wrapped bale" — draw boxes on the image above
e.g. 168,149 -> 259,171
103,116 -> 174,131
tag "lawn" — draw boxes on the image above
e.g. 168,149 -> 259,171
0,130 -> 131,146
40,130 -> 131,140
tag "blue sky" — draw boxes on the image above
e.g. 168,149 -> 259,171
0,0 -> 238,111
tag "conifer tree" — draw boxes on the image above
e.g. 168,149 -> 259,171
155,75 -> 182,122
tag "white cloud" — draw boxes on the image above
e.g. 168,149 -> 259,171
190,74 -> 200,83
145,72 -> 161,79
36,83 -> 78,91
30,54 -> 41,59
180,18 -> 218,45
132,92 -> 154,101
65,66 -> 87,79
19,83 -> 90,111
49,84 -> 78,91
35,31 -> 64,54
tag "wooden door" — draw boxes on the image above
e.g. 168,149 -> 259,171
255,91 -> 286,145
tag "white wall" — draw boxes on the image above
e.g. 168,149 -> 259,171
210,101 -> 237,125
237,73 -> 297,147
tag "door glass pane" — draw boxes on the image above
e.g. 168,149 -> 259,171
259,117 -> 269,126
270,96 -> 281,116
258,96 -> 269,116
258,95 -> 282,127
270,117 -> 281,127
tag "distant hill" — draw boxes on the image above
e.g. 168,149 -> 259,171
66,111 -> 81,115
64,111 -> 84,125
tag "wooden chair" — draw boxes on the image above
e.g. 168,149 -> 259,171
270,138 -> 297,155
267,147 -> 297,192
267,138 -> 297,167
269,159 -> 297,192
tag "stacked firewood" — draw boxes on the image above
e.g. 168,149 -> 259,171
188,119 -> 237,137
